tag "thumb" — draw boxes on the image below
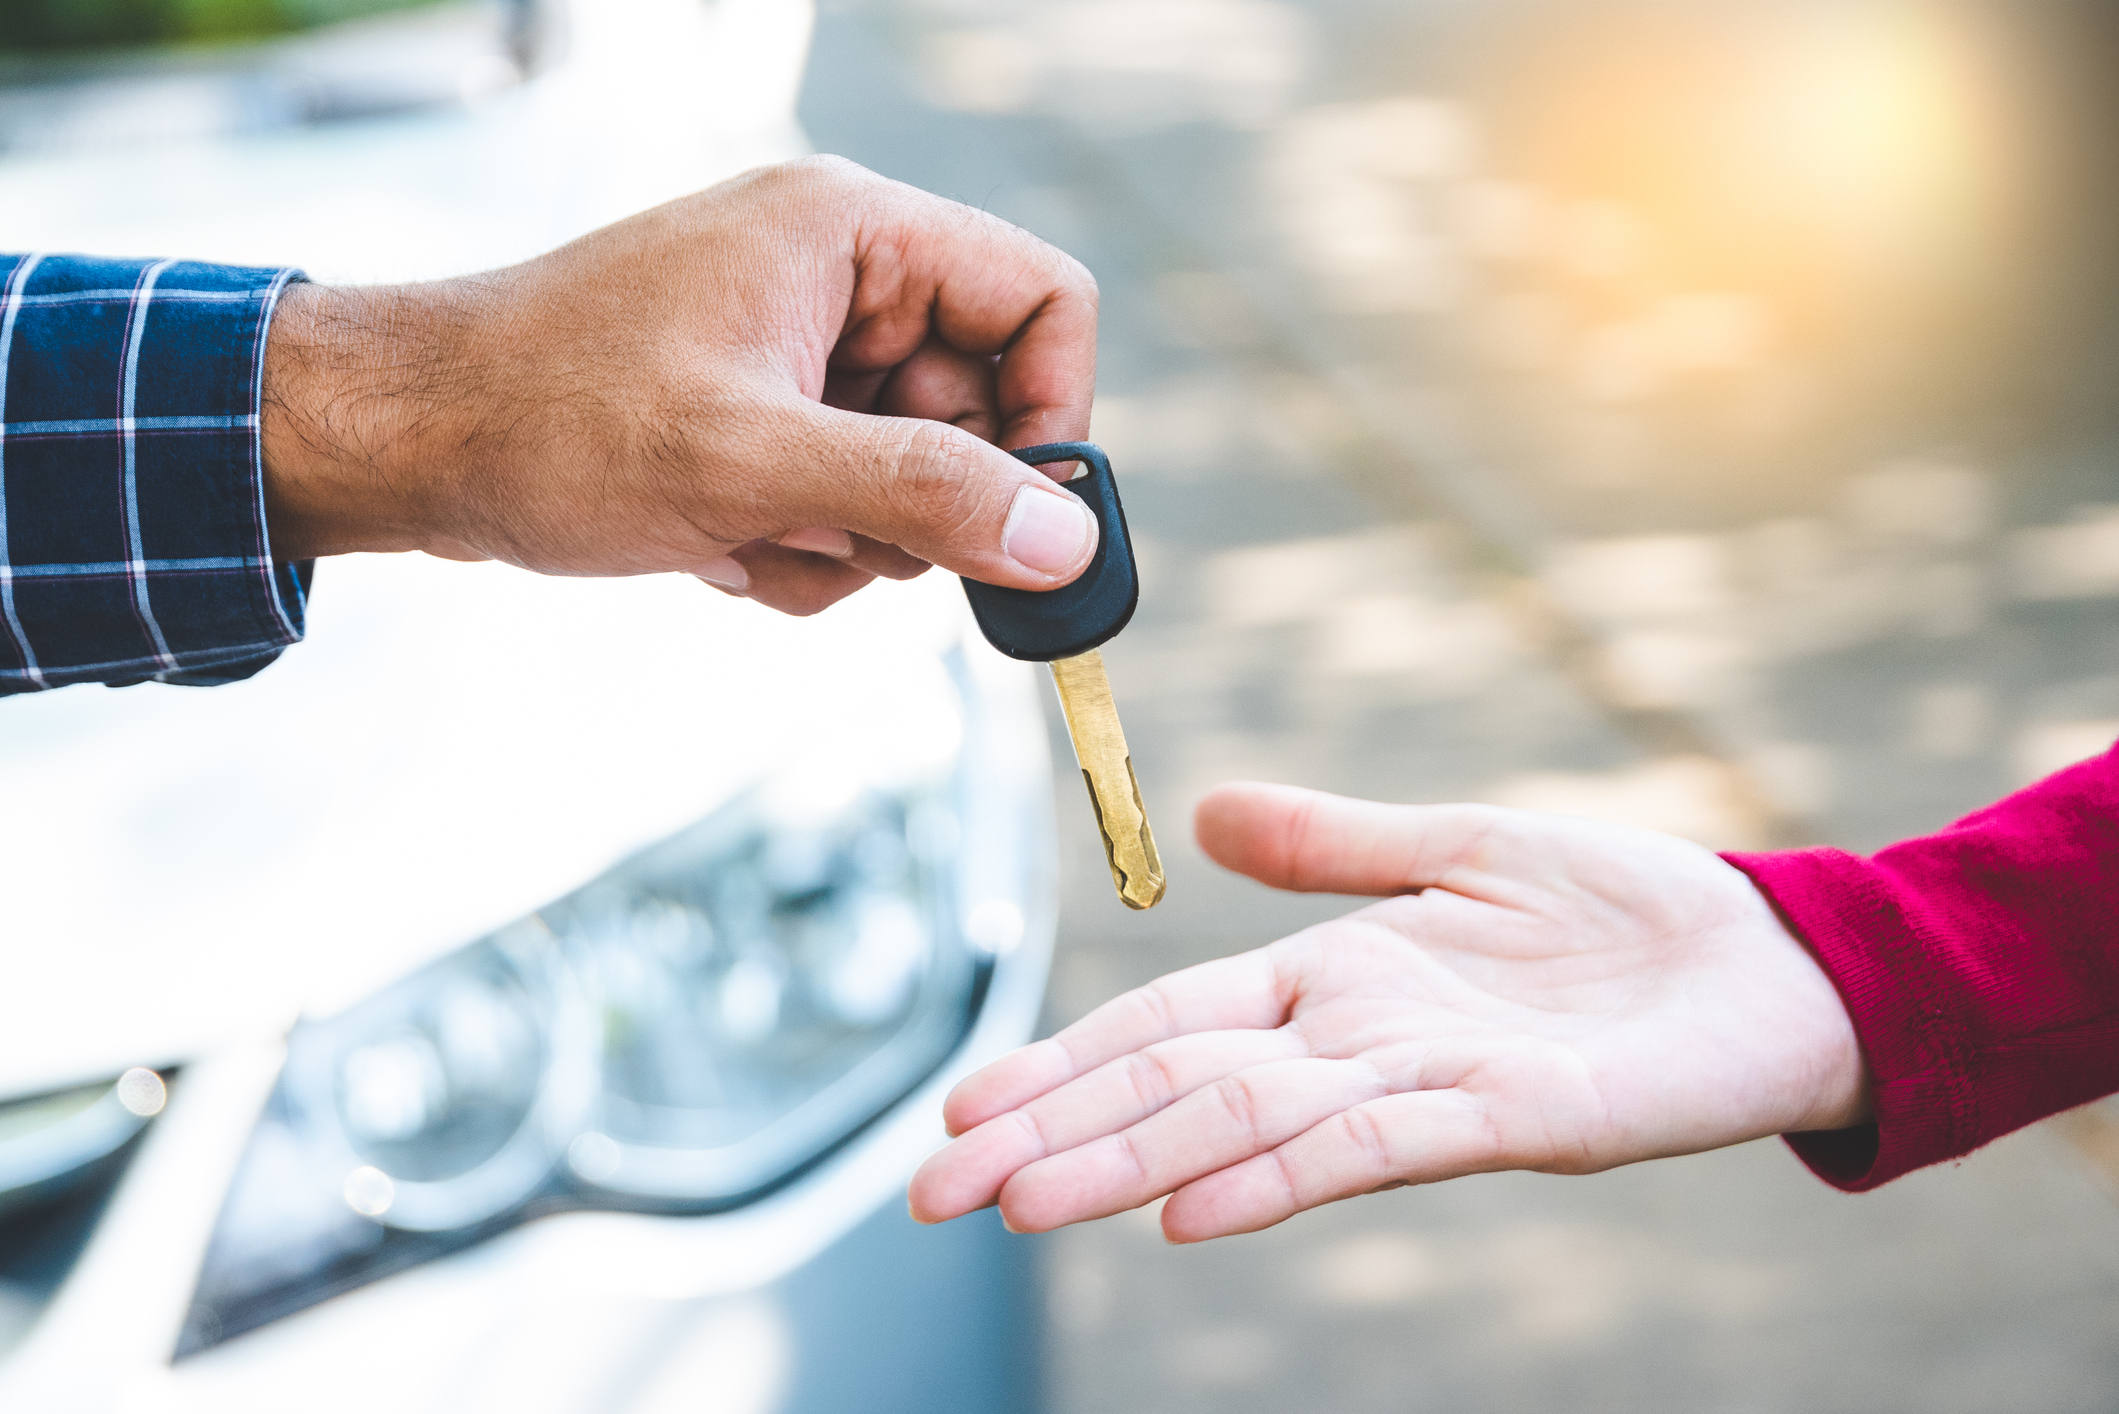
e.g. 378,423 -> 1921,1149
1195,782 -> 1511,897
792,401 -> 1099,590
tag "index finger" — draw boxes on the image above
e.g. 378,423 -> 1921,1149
942,944 -> 1291,1137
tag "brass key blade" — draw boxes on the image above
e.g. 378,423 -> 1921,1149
1048,649 -> 1166,910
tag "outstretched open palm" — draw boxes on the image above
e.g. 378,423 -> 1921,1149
910,782 -> 1869,1243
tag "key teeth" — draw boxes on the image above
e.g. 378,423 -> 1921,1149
1120,872 -> 1166,910
1080,769 -> 1128,893
1122,758 -> 1166,910
1081,765 -> 1166,910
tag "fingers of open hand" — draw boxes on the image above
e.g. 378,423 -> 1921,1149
909,1028 -> 1308,1224
942,949 -> 1287,1135
992,1058 -> 1391,1234
1195,782 -> 1513,897
1159,1090 -> 1503,1242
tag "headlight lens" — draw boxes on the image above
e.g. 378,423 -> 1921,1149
0,1069 -> 167,1360
180,643 -> 1043,1356
0,1070 -> 163,1214
559,783 -> 975,1200
285,935 -> 588,1233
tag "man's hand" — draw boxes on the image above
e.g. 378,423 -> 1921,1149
260,156 -> 1100,615
910,782 -> 1871,1243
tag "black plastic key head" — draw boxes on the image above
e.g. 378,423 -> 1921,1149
961,442 -> 1139,662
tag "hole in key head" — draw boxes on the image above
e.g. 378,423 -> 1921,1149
1031,458 -> 1088,482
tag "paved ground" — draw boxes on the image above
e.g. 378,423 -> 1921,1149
800,4 -> 2119,1410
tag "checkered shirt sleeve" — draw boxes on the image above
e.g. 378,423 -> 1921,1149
0,253 -> 310,696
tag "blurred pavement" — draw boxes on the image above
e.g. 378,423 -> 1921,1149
800,3 -> 2119,1410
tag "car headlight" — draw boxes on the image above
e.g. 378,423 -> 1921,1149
178,648 -> 1047,1355
555,778 -> 979,1202
0,1069 -> 168,1361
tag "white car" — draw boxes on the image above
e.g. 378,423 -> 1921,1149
0,4 -> 1055,1410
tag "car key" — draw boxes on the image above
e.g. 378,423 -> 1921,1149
961,442 -> 1166,910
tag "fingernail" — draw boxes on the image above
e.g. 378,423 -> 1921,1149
778,526 -> 855,558
697,556 -> 749,593
1001,486 -> 1095,576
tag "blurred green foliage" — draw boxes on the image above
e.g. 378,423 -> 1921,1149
0,0 -> 448,52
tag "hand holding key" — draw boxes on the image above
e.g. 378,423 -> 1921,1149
909,782 -> 1869,1241
261,157 -> 1101,615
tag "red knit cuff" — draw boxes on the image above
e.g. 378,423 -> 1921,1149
1721,847 -> 1977,1192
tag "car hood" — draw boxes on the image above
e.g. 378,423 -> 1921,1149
0,555 -> 988,1098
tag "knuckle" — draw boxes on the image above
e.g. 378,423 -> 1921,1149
1215,1075 -> 1264,1147
1059,252 -> 1100,305
1111,1130 -> 1152,1185
887,420 -> 989,534
1343,1106 -> 1395,1180
747,155 -> 874,219
1009,1106 -> 1052,1161
1130,981 -> 1179,1041
1050,1031 -> 1090,1079
786,152 -> 862,187
1267,1147 -> 1303,1208
1123,1050 -> 1176,1113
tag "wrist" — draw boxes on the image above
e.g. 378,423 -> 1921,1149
259,279 -> 485,561
1799,1018 -> 1874,1133
1763,906 -> 1875,1133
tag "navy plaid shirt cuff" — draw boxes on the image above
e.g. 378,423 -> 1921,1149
1,253 -> 311,696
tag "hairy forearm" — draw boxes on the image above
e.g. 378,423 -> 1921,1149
260,279 -> 492,561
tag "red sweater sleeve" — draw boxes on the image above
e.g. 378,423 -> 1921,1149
1723,742 -> 2119,1191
